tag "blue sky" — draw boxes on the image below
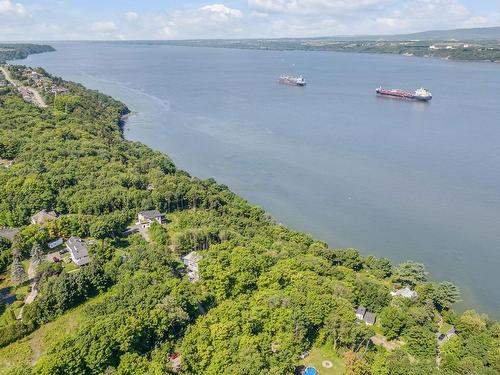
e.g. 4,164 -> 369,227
1,0 -> 499,40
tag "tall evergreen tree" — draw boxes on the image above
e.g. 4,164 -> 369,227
11,256 -> 26,284
10,235 -> 22,259
31,242 -> 45,267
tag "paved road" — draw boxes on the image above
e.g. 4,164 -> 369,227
125,224 -> 151,243
1,66 -> 47,108
0,66 -> 17,87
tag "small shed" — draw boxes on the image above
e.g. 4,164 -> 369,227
48,238 -> 63,249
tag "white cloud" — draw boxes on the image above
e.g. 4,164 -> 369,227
91,21 -> 118,32
0,0 -> 496,40
248,0 -> 393,15
153,4 -> 245,39
462,16 -> 490,28
200,4 -> 243,19
375,17 -> 410,30
0,0 -> 26,16
245,0 -> 494,36
124,11 -> 139,21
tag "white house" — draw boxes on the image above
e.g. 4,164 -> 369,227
137,210 -> 164,227
182,251 -> 202,283
390,287 -> 418,299
66,237 -> 90,266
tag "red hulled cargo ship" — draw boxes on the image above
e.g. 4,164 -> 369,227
376,87 -> 432,101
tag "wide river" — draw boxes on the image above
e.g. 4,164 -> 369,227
19,42 -> 500,317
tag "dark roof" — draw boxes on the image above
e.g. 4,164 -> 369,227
139,210 -> 163,220
364,312 -> 377,325
356,306 -> 367,317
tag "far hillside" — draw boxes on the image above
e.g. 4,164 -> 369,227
390,26 -> 500,41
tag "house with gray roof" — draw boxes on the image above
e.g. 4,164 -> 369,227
66,237 -> 90,266
137,210 -> 164,227
355,306 -> 376,326
0,228 -> 18,241
390,287 -> 418,299
182,251 -> 202,283
31,209 -> 58,225
355,306 -> 367,320
437,326 -> 456,345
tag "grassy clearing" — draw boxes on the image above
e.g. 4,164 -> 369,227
439,322 -> 453,334
302,346 -> 345,375
0,292 -> 108,374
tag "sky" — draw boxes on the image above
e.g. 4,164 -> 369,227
0,0 -> 499,40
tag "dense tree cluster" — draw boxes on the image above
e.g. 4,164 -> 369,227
0,44 -> 55,64
0,67 -> 498,374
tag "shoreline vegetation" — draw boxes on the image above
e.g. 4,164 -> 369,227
0,45 -> 498,374
0,45 -> 54,64
159,38 -> 500,63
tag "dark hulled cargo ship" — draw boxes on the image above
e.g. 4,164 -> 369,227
376,87 -> 432,101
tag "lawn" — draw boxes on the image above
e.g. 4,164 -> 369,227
61,255 -> 79,272
302,346 -> 345,375
0,292 -> 108,373
439,322 -> 453,334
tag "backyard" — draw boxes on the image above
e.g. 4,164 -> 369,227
300,346 -> 345,375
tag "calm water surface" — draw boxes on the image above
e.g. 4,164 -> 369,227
20,42 -> 500,317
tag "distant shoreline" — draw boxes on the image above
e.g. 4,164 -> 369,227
157,39 -> 500,64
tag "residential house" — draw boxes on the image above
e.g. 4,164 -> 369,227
0,228 -> 19,241
182,251 -> 202,283
66,237 -> 90,266
355,306 -> 376,326
437,326 -> 456,345
51,86 -> 70,95
355,306 -> 367,320
137,210 -> 164,227
31,209 -> 58,225
390,287 -> 418,299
